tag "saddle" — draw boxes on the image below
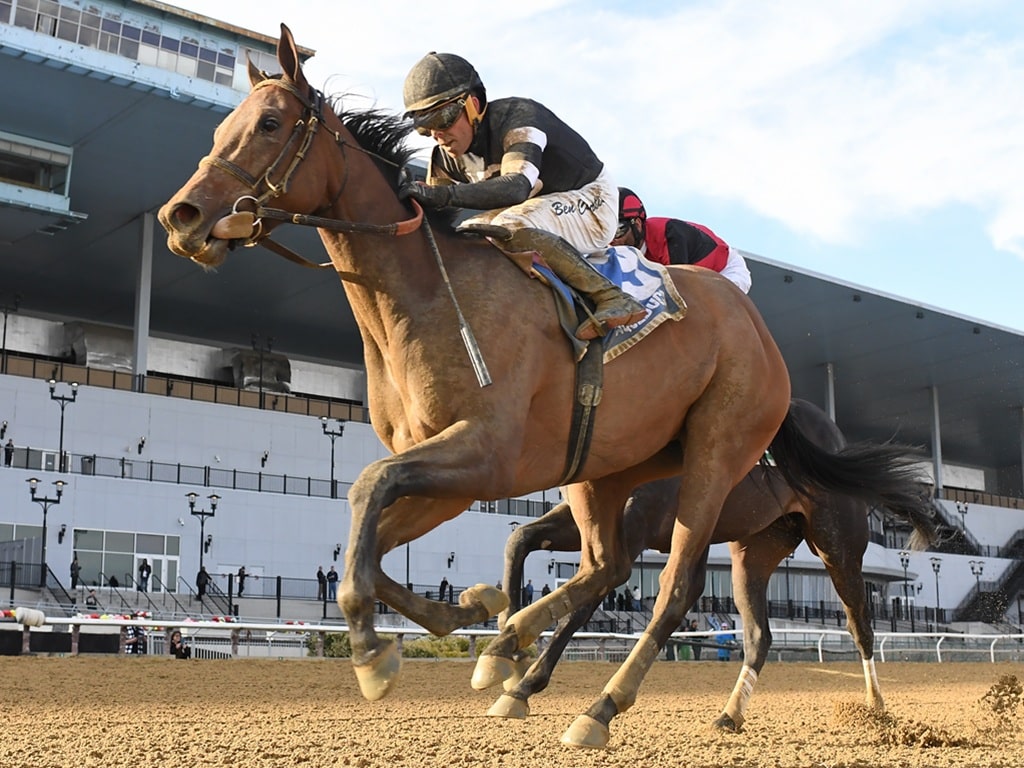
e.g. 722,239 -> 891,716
457,222 -> 688,483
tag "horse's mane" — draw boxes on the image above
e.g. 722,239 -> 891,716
325,95 -> 458,229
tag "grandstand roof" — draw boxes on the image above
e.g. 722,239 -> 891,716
2,18 -> 1022,482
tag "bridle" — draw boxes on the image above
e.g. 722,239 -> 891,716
199,76 -> 423,269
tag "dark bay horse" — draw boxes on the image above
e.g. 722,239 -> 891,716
159,25 -> 919,749
494,398 -> 938,731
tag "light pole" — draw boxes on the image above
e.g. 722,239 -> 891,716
48,379 -> 78,472
956,501 -> 968,530
969,560 -> 984,594
1,291 -> 20,375
27,477 -> 65,587
930,556 -> 942,626
251,333 -> 273,409
320,417 -> 345,499
187,492 -> 219,572
898,550 -> 910,619
784,552 -> 794,618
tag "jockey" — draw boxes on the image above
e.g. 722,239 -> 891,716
399,52 -> 646,340
611,188 -> 752,294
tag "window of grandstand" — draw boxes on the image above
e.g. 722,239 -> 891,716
5,0 -> 248,88
0,131 -> 70,196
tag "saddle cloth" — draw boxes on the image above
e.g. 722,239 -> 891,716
523,245 -> 688,363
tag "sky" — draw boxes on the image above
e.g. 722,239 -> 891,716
174,0 -> 1024,332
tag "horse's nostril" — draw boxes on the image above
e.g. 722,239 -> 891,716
173,203 -> 199,226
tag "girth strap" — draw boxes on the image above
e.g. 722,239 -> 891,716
557,335 -> 604,486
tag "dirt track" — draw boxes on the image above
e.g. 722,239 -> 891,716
1,656 -> 1021,768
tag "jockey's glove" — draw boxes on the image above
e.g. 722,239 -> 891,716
398,181 -> 452,208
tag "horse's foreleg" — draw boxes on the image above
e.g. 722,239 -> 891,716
499,502 -> 581,629
371,496 -> 508,636
562,419 -> 749,749
473,480 -> 632,693
340,431 -> 514,701
488,596 -> 604,719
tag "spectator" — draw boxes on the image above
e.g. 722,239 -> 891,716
716,621 -> 734,661
196,566 -> 209,599
236,565 -> 247,597
3,438 -> 13,467
541,583 -> 551,598
84,589 -> 99,609
124,614 -> 147,655
169,629 -> 191,659
108,574 -> 120,588
632,585 -> 642,611
69,555 -> 81,590
439,576 -> 449,603
689,619 -> 703,661
316,566 -> 326,601
137,558 -> 151,592
326,565 -> 339,600
523,579 -> 535,605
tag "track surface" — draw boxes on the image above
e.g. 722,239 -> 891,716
1,657 -> 1021,767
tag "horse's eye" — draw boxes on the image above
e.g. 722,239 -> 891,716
260,115 -> 281,132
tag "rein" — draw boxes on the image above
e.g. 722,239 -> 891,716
200,77 -> 423,269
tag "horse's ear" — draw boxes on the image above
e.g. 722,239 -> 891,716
277,23 -> 308,91
247,56 -> 265,89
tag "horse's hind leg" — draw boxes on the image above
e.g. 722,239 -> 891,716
809,498 -> 882,709
714,520 -> 802,732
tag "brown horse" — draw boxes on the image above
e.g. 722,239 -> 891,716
493,398 -> 938,731
159,25 -> 902,749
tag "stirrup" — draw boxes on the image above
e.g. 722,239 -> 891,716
455,222 -> 513,241
575,302 -> 647,340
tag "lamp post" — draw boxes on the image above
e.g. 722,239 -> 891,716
1,291 -> 20,375
27,477 -> 65,587
898,550 -> 913,630
320,417 -> 346,499
187,492 -> 219,571
956,501 -> 968,530
784,552 -> 794,618
930,556 -> 942,626
251,333 -> 273,410
969,560 -> 984,594
48,379 -> 78,472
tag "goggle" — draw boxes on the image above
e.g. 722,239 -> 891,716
411,97 -> 466,136
614,220 -> 632,239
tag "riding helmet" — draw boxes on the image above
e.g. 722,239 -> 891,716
618,187 -> 647,223
403,52 -> 485,114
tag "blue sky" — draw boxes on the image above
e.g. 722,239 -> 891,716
178,0 -> 1024,332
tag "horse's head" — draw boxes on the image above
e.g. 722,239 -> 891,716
158,24 -> 329,268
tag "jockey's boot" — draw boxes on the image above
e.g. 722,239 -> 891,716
507,228 -> 646,340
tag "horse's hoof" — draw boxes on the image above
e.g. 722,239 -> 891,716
352,640 -> 401,701
712,712 -> 742,732
460,583 -> 509,617
501,655 -> 532,692
471,654 -> 516,690
561,714 -> 610,749
486,694 -> 530,719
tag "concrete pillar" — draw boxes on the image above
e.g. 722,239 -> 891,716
824,362 -> 836,420
132,212 -> 154,392
930,385 -> 943,494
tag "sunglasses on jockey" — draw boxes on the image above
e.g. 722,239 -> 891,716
410,94 -> 484,136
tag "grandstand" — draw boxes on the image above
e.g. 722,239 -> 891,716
2,0 -> 1023,648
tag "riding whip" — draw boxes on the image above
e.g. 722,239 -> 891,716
420,216 -> 492,388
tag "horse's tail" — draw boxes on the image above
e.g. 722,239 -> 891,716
769,410 -> 941,550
